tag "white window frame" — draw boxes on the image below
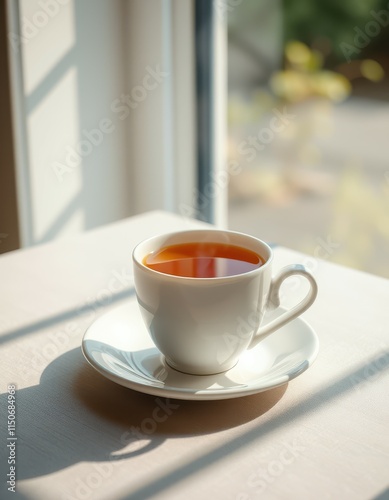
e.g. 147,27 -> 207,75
6,0 -> 228,248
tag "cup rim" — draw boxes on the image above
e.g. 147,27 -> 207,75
132,229 -> 273,282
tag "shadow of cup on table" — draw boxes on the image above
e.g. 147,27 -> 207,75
0,346 -> 287,484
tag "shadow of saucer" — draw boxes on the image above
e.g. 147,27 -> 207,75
0,346 -> 286,484
0,348 -> 161,482
74,350 -> 288,435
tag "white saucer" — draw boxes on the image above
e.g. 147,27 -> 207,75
82,299 -> 319,401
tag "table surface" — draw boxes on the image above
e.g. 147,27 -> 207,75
1,210 -> 388,500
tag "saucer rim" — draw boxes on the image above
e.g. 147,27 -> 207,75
81,305 -> 319,401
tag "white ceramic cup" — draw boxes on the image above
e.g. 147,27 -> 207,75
133,229 -> 318,375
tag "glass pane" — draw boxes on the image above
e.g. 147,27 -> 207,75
227,0 -> 389,278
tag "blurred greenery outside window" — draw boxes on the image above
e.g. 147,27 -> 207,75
227,0 -> 389,278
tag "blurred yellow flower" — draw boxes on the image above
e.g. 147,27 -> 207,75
285,41 -> 323,72
270,69 -> 351,103
285,41 -> 311,66
312,71 -> 351,101
270,40 -> 353,103
360,59 -> 385,82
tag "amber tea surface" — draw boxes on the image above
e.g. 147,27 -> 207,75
143,242 -> 265,278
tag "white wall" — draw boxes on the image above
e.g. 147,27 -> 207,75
8,0 -> 199,247
8,0 -> 132,246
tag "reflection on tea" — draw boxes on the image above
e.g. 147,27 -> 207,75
143,242 -> 265,278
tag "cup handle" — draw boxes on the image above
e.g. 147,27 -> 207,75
249,264 -> 318,349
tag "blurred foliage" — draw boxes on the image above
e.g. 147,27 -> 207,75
282,0 -> 389,63
270,40 -> 384,103
227,0 -> 387,119
271,41 -> 352,103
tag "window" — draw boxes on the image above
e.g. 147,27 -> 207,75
227,0 -> 389,278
